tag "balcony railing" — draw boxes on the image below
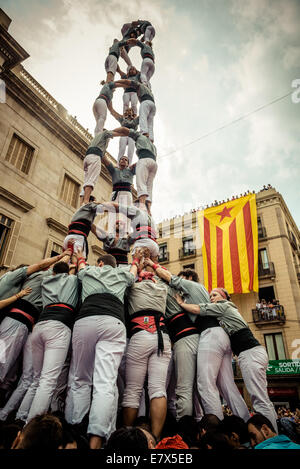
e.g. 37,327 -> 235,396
158,251 -> 169,263
252,305 -> 286,325
258,226 -> 267,239
258,261 -> 275,278
179,247 -> 196,259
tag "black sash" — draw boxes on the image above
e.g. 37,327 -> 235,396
38,303 -> 76,330
111,182 -> 132,201
7,298 -> 40,332
106,248 -> 128,266
140,94 -> 155,103
86,146 -> 103,157
166,311 -> 198,344
68,219 -> 90,259
76,292 -> 125,324
109,51 -> 119,59
195,315 -> 220,335
230,328 -> 260,356
143,53 -> 154,62
128,310 -> 168,356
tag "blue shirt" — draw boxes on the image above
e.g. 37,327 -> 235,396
255,435 -> 300,449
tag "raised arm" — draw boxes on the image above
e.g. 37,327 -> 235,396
75,249 -> 87,272
116,64 -> 127,78
0,287 -> 32,310
114,79 -> 134,88
112,126 -> 130,137
26,249 -> 72,276
174,293 -> 201,315
130,248 -> 144,278
144,258 -> 172,283
107,101 -> 123,122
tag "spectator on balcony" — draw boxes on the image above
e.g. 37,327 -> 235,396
261,300 -> 268,320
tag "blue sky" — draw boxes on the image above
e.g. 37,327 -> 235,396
2,0 -> 300,226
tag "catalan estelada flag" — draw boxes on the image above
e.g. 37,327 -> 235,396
198,194 -> 258,294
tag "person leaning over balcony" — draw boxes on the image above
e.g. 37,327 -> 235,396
175,287 -> 278,432
145,265 -> 250,423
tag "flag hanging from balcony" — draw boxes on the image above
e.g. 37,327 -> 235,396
198,194 -> 258,294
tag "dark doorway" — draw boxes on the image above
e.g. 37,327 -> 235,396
259,286 -> 275,302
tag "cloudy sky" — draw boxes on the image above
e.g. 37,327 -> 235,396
2,0 -> 300,225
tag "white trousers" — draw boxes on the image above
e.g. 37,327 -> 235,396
118,136 -> 135,164
122,330 -> 171,408
136,157 -> 157,202
139,100 -> 156,141
93,98 -> 107,136
0,333 -> 33,421
65,315 -> 126,440
140,58 -> 155,86
123,92 -> 138,115
197,327 -> 250,422
63,234 -> 87,258
173,334 -> 199,420
0,317 -> 28,384
81,153 -> 102,192
144,25 -> 156,42
238,345 -> 278,431
50,349 -> 71,414
105,54 -> 118,75
21,320 -> 71,422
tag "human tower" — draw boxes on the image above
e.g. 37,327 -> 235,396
0,20 -> 278,450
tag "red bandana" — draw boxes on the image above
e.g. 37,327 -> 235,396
138,271 -> 156,283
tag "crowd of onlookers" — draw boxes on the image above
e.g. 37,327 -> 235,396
160,185 -> 274,222
255,299 -> 284,321
0,405 -> 299,450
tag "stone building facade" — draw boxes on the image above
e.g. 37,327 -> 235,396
157,187 -> 300,409
0,9 -> 117,272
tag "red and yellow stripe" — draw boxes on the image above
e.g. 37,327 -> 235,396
198,194 -> 258,294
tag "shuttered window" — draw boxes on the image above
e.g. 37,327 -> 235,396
60,174 -> 79,208
5,134 -> 34,174
0,214 -> 13,264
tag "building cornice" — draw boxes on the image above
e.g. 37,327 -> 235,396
0,185 -> 35,212
2,67 -> 115,185
46,217 -> 68,236
91,244 -> 105,257
0,21 -> 29,71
